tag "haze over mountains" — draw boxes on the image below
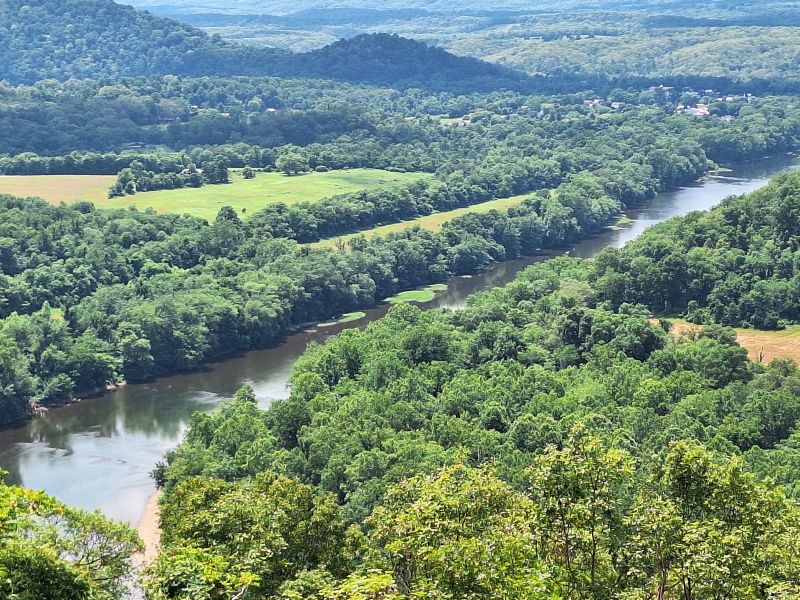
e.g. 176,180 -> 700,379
116,0 -> 800,93
126,0 -> 799,19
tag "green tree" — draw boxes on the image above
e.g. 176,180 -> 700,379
528,425 -> 635,598
150,472 -> 350,598
363,463 -> 546,598
277,152 -> 309,176
0,473 -> 142,600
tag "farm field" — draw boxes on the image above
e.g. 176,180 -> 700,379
665,319 -> 800,364
0,174 -> 116,204
102,168 -> 429,221
734,326 -> 800,365
315,193 -> 532,248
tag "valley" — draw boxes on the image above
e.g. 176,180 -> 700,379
3,1 -> 800,598
0,155 -> 792,527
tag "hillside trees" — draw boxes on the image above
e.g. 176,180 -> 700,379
593,170 -> 800,329
0,143 -> 798,427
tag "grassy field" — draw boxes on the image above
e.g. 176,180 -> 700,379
664,318 -> 800,364
734,326 -> 800,364
101,169 -> 429,221
0,175 -> 117,204
315,193 -> 532,249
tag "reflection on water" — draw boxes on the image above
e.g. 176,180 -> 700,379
0,155 -> 796,524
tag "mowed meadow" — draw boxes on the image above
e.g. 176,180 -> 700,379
0,174 -> 116,204
105,168 -> 429,221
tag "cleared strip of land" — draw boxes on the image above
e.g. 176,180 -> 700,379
314,193 -> 532,249
734,326 -> 800,364
0,174 -> 116,204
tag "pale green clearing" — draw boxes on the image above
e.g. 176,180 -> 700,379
607,214 -> 633,230
385,284 -> 448,304
100,168 -> 429,221
315,193 -> 533,249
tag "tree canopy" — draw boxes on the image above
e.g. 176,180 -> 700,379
149,169 -> 800,598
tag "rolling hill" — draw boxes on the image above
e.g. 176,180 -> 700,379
0,0 -> 531,91
0,0 -> 290,82
298,33 -> 528,90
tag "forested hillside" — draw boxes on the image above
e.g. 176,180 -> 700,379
147,170 -> 800,598
0,0 -> 526,91
145,2 -> 800,93
593,170 -> 800,329
298,34 -> 527,89
0,0 -> 283,82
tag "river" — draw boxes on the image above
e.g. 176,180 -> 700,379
0,154 -> 796,527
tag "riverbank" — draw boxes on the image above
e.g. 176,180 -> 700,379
137,490 -> 162,565
3,156 -> 796,433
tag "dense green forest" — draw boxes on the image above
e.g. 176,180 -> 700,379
145,171 -> 800,598
3,77 -> 795,160
593,171 -> 800,329
0,475 -> 142,598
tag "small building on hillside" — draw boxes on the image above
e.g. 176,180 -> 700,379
682,104 -> 710,118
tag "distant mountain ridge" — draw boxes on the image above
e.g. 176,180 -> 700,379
122,0 -> 791,16
0,0 -> 529,91
299,34 -> 528,90
175,8 -> 433,27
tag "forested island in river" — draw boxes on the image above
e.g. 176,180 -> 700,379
3,0 -> 800,598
